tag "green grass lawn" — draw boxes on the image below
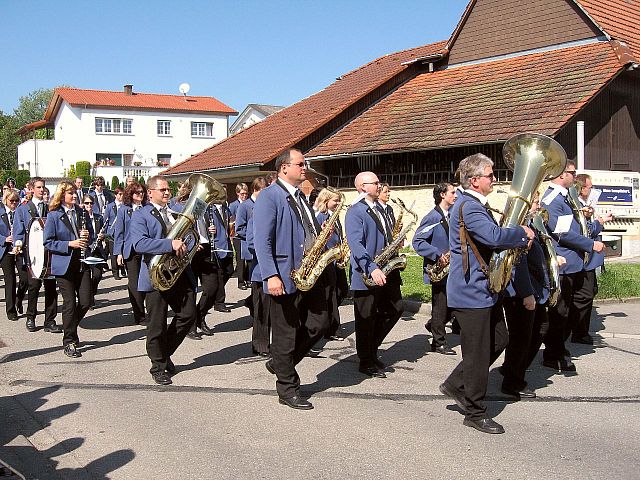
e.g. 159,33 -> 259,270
400,254 -> 640,302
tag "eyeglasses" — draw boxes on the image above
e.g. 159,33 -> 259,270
475,173 -> 496,179
362,181 -> 380,186
116,192 -> 124,196
287,162 -> 308,169
7,199 -> 18,203
133,190 -> 144,194
83,201 -> 94,205
150,188 -> 171,193
565,170 -> 577,176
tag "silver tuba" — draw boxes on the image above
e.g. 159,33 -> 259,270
149,173 -> 226,291
530,209 -> 561,307
567,184 -> 590,265
488,133 -> 567,293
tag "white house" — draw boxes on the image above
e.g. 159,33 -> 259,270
17,85 -> 237,185
228,104 -> 284,135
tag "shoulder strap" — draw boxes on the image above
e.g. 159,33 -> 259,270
458,200 -> 489,277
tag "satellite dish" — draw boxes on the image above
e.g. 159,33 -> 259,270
179,83 -> 191,95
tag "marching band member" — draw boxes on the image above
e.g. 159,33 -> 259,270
105,187 -> 125,280
412,182 -> 457,355
115,182 -> 148,326
229,183 -> 250,290
377,182 -> 395,230
346,172 -> 403,379
1,190 -> 21,321
541,161 -> 604,372
314,187 -> 348,342
74,177 -> 88,197
129,175 -> 197,385
82,194 -> 107,306
254,149 -> 329,410
569,174 -> 612,345
44,182 -> 94,358
12,177 -> 61,333
441,154 -> 534,434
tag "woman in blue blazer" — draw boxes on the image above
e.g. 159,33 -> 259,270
114,182 -> 148,325
0,190 -> 21,320
43,182 -> 94,358
82,194 -> 106,305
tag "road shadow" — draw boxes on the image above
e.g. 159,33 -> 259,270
0,386 -> 135,478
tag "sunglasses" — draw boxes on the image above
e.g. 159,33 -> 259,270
83,202 -> 94,205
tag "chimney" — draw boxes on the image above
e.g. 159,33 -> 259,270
124,84 -> 133,95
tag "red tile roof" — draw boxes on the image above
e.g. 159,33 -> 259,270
164,41 -> 447,175
47,87 -> 237,118
577,0 -> 640,58
307,42 -> 624,158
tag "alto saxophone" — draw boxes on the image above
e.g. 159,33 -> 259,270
291,193 -> 346,291
425,251 -> 450,283
362,197 -> 417,287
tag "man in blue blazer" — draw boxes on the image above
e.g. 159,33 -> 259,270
12,177 -> 60,333
541,164 -> 604,372
441,153 -> 533,435
254,149 -> 329,410
103,187 -> 125,279
129,175 -> 197,385
229,183 -> 249,290
346,171 -> 403,379
412,182 -> 457,355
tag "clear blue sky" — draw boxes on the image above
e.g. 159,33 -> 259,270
2,0 -> 469,118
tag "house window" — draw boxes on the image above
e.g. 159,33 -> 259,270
157,154 -> 171,167
95,153 -> 123,166
95,117 -> 133,135
191,122 -> 215,137
157,120 -> 171,136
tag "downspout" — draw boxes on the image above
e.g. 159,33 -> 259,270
576,121 -> 585,171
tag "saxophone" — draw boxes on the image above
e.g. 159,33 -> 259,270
362,197 -> 417,287
425,251 -> 450,283
291,193 -> 346,291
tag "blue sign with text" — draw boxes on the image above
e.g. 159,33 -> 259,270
595,185 -> 633,205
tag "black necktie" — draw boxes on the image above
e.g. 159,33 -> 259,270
296,190 -> 316,250
9,211 -> 14,226
38,202 -> 46,218
69,210 -> 79,238
376,204 -> 393,243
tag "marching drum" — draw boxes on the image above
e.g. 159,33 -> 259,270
25,217 -> 53,279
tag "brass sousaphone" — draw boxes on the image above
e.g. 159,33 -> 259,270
488,133 -> 567,293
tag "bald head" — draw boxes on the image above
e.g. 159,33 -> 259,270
355,171 -> 381,200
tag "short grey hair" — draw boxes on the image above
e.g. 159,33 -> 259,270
458,153 -> 493,189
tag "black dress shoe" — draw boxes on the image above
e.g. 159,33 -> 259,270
199,322 -> 215,336
463,417 -> 505,434
265,359 -> 276,375
17,304 -> 23,314
25,318 -> 36,332
166,359 -> 177,375
433,344 -> 456,355
374,358 -> 386,370
359,365 -> 386,378
279,395 -> 313,410
501,386 -> 536,399
63,343 -> 82,358
425,322 -> 432,333
439,383 -> 468,412
238,283 -> 248,290
8,314 -> 18,321
326,334 -> 345,341
543,358 -> 576,372
152,372 -> 172,385
571,335 -> 593,345
186,331 -> 202,340
43,322 -> 63,333
214,305 -> 231,313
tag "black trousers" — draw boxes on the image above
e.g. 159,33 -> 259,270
444,304 -> 508,420
57,268 -> 92,346
192,248 -> 233,326
502,297 -> 547,391
23,259 -> 57,324
232,238 -> 248,286
89,265 -> 103,301
430,281 -> 450,348
251,281 -> 271,354
568,269 -> 597,339
269,274 -> 330,399
1,253 -> 18,317
325,265 -> 348,338
145,273 -> 196,374
14,256 -> 29,309
125,254 -> 146,323
353,276 -> 403,367
545,272 -> 581,362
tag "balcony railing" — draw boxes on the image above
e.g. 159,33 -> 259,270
93,164 -> 166,181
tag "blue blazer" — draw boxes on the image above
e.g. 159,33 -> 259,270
43,207 -> 95,275
253,181 -> 307,294
505,238 -> 550,304
542,187 -> 595,275
412,206 -> 450,284
247,205 -> 261,282
345,199 -> 389,291
0,207 -> 13,261
447,192 -> 529,309
89,190 -> 115,216
129,204 -> 177,292
208,203 -> 233,260
585,217 -> 604,271
235,197 -> 255,260
229,199 -> 241,218
88,213 -> 107,259
103,202 -> 119,238
113,205 -> 137,259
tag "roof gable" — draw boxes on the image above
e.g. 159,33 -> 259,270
447,0 -> 603,65
307,42 -> 623,157
577,0 -> 640,58
164,41 -> 447,175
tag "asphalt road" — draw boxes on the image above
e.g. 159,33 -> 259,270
1,274 -> 639,479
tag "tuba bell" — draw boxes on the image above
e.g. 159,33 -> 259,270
149,173 -> 226,291
488,133 -> 567,293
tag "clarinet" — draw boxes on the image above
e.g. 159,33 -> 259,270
79,208 -> 88,271
208,206 -> 221,268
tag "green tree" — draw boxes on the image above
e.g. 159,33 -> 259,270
0,112 -> 20,170
13,88 -> 55,139
111,176 -> 120,190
